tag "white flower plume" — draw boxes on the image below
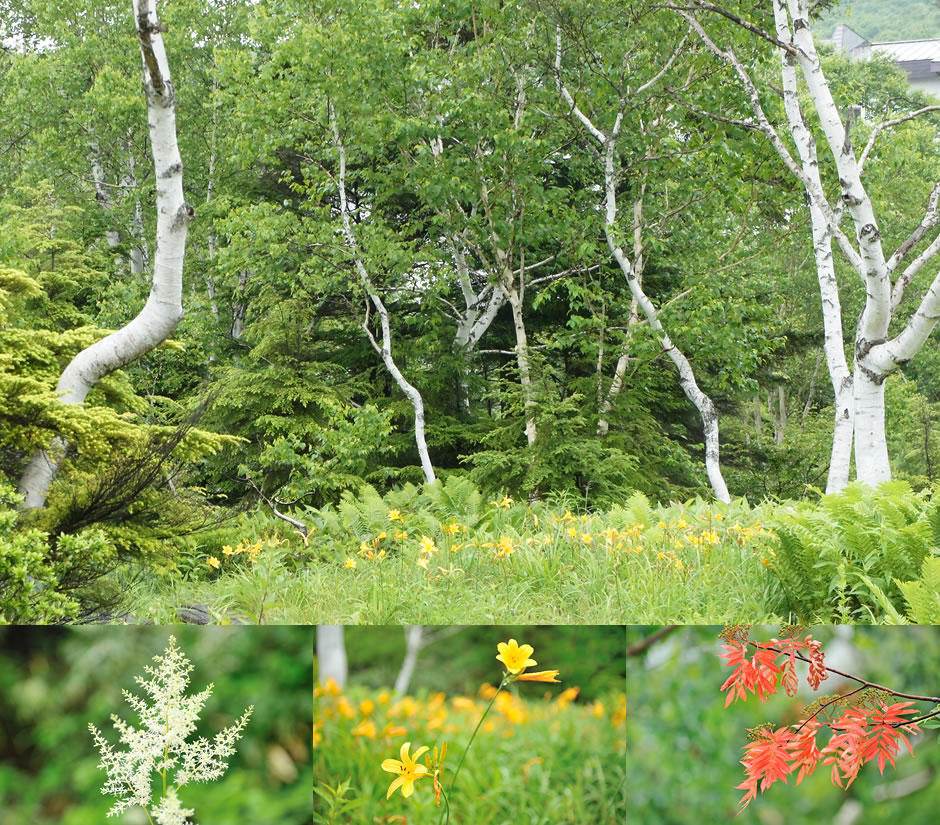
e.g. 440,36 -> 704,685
152,787 -> 195,825
89,636 -> 254,821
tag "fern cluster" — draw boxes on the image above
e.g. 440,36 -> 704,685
765,481 -> 940,621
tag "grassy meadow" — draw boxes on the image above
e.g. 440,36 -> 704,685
108,478 -> 940,625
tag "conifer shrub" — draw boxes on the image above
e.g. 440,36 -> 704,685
0,481 -> 115,623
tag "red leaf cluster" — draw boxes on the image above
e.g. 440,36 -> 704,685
720,634 -> 923,810
719,636 -> 823,707
735,703 -> 920,808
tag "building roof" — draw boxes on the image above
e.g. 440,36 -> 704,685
872,39 -> 940,63
830,23 -> 870,54
825,24 -> 940,84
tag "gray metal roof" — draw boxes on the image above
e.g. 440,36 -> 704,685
873,39 -> 940,63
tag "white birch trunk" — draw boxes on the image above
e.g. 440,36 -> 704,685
602,176 -> 729,501
500,276 -> 537,446
853,371 -> 891,484
393,625 -> 423,695
602,134 -> 729,502
771,1 -> 855,491
774,386 -> 787,445
18,0 -> 193,510
597,201 -> 642,438
783,0 -> 893,483
124,142 -> 149,276
447,236 -> 506,413
316,625 -> 347,689
330,105 -> 436,484
91,150 -> 122,250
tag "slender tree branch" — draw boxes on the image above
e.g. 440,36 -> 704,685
627,625 -> 679,657
859,107 -> 940,174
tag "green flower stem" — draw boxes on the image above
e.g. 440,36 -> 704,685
439,784 -> 450,825
438,675 -> 509,825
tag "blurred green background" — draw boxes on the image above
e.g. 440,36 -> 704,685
314,625 -> 626,825
0,626 -> 312,825
318,625 -> 626,700
630,625 -> 940,825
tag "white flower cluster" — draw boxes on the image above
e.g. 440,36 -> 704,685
88,636 -> 253,823
152,788 -> 195,825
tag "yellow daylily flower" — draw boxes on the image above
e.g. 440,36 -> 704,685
207,556 -> 221,569
496,639 -> 537,674
387,509 -> 403,522
352,718 -> 377,738
343,558 -> 357,569
381,722 -> 408,739
381,742 -> 430,799
516,669 -> 561,683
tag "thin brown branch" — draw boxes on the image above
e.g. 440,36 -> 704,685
627,625 -> 679,657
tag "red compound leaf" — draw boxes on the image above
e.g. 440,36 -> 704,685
863,702 -> 921,774
720,641 -> 782,707
805,637 -> 827,691
789,718 -> 822,785
820,706 -> 870,789
735,726 -> 795,810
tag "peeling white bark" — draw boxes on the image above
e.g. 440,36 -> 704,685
18,0 -> 193,510
853,370 -> 891,485
445,231 -> 506,412
598,195 -> 644,437
330,104 -> 436,484
772,3 -> 853,491
499,273 -> 537,446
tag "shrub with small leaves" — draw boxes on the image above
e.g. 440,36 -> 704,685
0,480 -> 117,623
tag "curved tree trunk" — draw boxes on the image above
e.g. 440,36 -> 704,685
18,0 -> 193,510
329,104 -> 436,484
556,28 -> 729,502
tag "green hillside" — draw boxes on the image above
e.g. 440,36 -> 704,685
819,0 -> 940,41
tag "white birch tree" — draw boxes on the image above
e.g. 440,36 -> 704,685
18,0 -> 193,509
393,625 -> 423,695
316,625 -> 347,689
555,27 -> 732,503
329,103 -> 436,484
676,0 -> 940,490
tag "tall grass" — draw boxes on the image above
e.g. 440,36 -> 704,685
118,483 -> 780,623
